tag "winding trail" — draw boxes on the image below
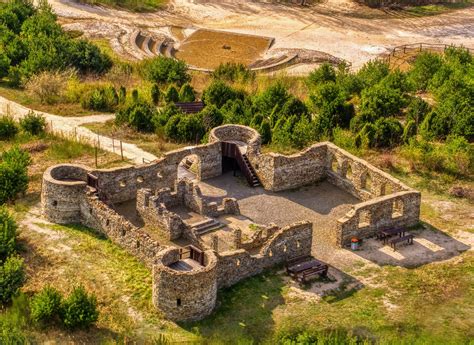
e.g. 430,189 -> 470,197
0,95 -> 158,164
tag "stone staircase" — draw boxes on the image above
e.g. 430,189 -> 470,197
190,218 -> 223,235
242,153 -> 261,187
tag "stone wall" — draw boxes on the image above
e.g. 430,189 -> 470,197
152,248 -> 218,321
216,221 -> 313,288
209,124 -> 261,155
235,223 -> 280,251
336,191 -> 421,246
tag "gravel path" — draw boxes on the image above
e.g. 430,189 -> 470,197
0,95 -> 158,164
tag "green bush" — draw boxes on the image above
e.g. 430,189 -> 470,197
30,286 -> 62,325
0,255 -> 25,304
211,62 -> 255,83
164,85 -> 179,104
356,59 -> 390,90
81,86 -> 118,112
141,56 -> 190,85
164,114 -> 205,143
203,80 -> 242,108
0,146 -> 31,204
150,84 -> 160,105
0,115 -> 18,140
0,293 -> 29,344
19,111 -> 46,135
307,63 -> 336,87
60,285 -> 99,329
116,101 -> 156,132
409,52 -> 443,91
0,206 -> 17,262
179,83 -> 195,102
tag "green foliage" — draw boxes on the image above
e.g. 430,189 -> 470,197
164,85 -> 179,104
357,117 -> 403,149
203,80 -> 242,108
0,293 -> 29,344
402,119 -> 417,143
179,83 -> 195,102
164,113 -> 205,143
30,285 -> 62,325
406,97 -> 430,127
408,52 -> 443,91
150,84 -> 160,105
0,206 -> 17,262
81,86 -> 119,112
0,146 -> 31,204
356,59 -> 390,90
259,120 -> 272,145
254,82 -> 290,118
0,255 -> 25,304
19,111 -> 46,135
276,328 -> 367,345
0,1 -> 111,83
141,56 -> 190,85
0,115 -> 18,140
60,285 -> 99,329
212,62 -> 255,83
116,100 -> 156,132
307,63 -> 336,87
359,82 -> 405,118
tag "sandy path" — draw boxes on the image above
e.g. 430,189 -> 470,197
0,96 -> 158,164
48,0 -> 474,69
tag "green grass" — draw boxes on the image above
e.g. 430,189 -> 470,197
404,2 -> 473,16
76,0 -> 168,12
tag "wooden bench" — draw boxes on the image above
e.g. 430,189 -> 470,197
295,265 -> 328,284
286,257 -> 328,284
389,234 -> 414,251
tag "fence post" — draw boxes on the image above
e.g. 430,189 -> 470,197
112,136 -> 115,153
419,43 -> 422,52
94,145 -> 98,168
120,140 -> 124,161
97,133 -> 100,150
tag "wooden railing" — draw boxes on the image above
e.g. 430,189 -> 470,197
221,142 -> 259,187
381,42 -> 473,64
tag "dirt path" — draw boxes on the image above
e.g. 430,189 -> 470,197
0,95 -> 158,164
49,0 -> 474,69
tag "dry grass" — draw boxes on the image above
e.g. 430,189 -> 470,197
83,120 -> 186,157
386,47 -> 444,71
175,30 -> 272,69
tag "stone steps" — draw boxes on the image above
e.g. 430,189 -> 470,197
191,218 -> 223,235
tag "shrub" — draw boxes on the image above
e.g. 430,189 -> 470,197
19,111 -> 46,135
141,56 -> 190,85
81,86 -> 118,112
307,63 -> 336,87
164,114 -> 205,143
164,85 -> 179,104
0,293 -> 29,344
116,101 -> 156,132
60,285 -> 99,329
406,97 -> 430,127
409,52 -> 443,91
212,62 -> 255,83
356,59 -> 390,90
30,286 -> 62,325
359,83 -> 405,118
254,82 -> 290,118
0,115 -> 18,140
200,105 -> 223,132
0,206 -> 17,262
25,70 -> 70,104
67,39 -> 112,75
0,146 -> 31,203
150,84 -> 160,105
179,83 -> 195,102
203,80 -> 241,108
0,255 -> 25,304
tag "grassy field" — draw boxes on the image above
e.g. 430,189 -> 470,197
76,0 -> 168,12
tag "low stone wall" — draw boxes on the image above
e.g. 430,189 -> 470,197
152,248 -> 218,321
336,191 -> 421,246
235,223 -> 280,251
216,221 -> 313,288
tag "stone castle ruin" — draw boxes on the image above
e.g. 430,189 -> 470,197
41,125 -> 420,321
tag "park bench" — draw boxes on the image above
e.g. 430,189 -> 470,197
377,228 -> 407,244
389,234 -> 414,251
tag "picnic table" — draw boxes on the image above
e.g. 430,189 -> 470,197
286,257 -> 328,283
377,228 -> 407,244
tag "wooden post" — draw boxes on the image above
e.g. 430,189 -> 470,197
94,146 -> 98,168
97,133 -> 100,149
112,136 -> 115,153
74,127 -> 77,141
50,120 -> 53,132
419,43 -> 422,52
120,140 -> 124,161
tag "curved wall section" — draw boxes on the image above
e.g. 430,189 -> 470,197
41,164 -> 90,224
209,125 -> 262,155
152,248 -> 218,321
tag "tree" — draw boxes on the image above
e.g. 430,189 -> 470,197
150,84 -> 160,105
356,60 -> 390,90
115,101 -> 156,132
203,80 -> 241,108
0,146 -> 31,204
164,85 -> 179,104
259,120 -> 272,144
253,82 -> 290,118
200,105 -> 223,132
406,97 -> 430,127
141,56 -> 189,85
307,63 -> 336,87
359,83 -> 404,118
408,52 -> 443,91
179,83 -> 195,102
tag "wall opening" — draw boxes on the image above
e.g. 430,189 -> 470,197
52,200 -> 58,207
392,199 -> 404,218
176,298 -> 181,307
296,240 -> 301,248
331,156 -> 338,173
345,163 -> 353,181
178,154 -> 201,181
361,172 -> 372,193
137,176 -> 144,183
358,210 -> 371,228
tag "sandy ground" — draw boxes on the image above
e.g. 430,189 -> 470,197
48,0 -> 474,69
0,95 -> 157,164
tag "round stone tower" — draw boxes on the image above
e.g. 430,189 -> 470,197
152,247 -> 218,321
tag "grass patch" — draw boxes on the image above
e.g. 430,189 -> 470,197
405,2 -> 473,16
76,0 -> 168,12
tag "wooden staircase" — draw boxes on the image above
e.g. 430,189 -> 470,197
241,153 -> 261,187
221,142 -> 261,188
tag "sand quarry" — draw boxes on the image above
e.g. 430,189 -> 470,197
52,0 -> 474,71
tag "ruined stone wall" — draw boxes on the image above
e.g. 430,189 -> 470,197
336,191 -> 421,246
255,144 -> 328,192
325,143 -> 409,201
152,248 -> 218,321
235,223 -> 280,251
216,221 -> 313,288
81,194 -> 164,267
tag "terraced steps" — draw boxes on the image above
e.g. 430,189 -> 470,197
191,218 -> 223,235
